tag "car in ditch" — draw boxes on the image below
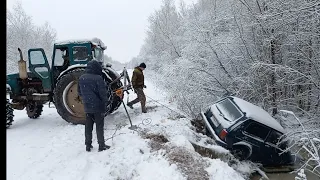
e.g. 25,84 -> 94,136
199,96 -> 294,167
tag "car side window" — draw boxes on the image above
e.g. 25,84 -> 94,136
266,130 -> 282,145
244,122 -> 270,140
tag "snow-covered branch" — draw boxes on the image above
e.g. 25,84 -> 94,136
278,110 -> 320,178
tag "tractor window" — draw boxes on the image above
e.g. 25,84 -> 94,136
34,67 -> 49,78
53,49 -> 65,66
29,51 -> 46,65
73,46 -> 88,61
94,48 -> 104,63
245,122 -> 270,140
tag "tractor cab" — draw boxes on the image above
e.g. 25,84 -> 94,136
6,38 -> 125,128
27,38 -> 107,92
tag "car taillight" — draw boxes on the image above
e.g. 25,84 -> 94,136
219,129 -> 228,141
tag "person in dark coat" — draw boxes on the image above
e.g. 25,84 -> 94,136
127,63 -> 147,113
78,60 -> 110,152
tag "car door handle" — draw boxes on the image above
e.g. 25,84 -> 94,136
265,144 -> 270,148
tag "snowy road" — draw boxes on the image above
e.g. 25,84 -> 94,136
7,72 -> 255,180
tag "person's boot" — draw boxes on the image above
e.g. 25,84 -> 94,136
142,108 -> 147,113
86,144 -> 93,152
98,144 -> 110,152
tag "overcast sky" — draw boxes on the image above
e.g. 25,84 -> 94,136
7,0 -> 195,63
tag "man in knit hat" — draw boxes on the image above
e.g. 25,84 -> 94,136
127,63 -> 147,113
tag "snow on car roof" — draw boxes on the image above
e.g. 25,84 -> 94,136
230,96 -> 285,133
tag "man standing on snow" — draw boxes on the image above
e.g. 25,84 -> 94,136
78,60 -> 110,152
127,63 -> 147,113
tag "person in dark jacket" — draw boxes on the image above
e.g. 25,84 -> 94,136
78,60 -> 110,152
127,63 -> 147,113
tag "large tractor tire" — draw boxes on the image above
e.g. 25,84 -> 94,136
54,69 -> 87,125
108,79 -> 123,113
53,69 -> 118,125
102,69 -> 123,114
6,99 -> 14,128
26,102 -> 43,119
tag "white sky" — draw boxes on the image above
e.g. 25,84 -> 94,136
7,0 -> 195,63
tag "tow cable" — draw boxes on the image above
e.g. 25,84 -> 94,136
113,67 -> 185,130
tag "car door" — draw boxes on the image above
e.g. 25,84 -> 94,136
241,121 -> 271,163
264,129 -> 287,166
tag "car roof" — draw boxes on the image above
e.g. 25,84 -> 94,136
229,96 -> 285,133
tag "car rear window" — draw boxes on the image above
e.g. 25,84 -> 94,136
215,98 -> 243,121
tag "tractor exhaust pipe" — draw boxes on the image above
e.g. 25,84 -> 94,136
18,48 -> 28,80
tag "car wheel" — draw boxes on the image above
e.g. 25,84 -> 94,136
231,146 -> 251,160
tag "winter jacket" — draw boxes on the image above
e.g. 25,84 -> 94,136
131,67 -> 144,89
78,60 -> 110,113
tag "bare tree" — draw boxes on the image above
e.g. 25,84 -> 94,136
6,2 -> 56,74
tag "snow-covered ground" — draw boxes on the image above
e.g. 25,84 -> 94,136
7,70 -> 258,180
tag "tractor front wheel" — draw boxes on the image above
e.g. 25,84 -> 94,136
26,102 -> 43,119
6,99 -> 14,128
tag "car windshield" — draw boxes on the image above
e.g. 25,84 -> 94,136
215,98 -> 243,121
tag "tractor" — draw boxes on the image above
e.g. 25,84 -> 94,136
6,38 -> 129,128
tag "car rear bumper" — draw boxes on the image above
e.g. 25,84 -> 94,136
200,111 -> 227,148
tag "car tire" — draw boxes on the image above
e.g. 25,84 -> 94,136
231,145 -> 251,160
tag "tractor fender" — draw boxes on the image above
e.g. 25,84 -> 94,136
57,64 -> 121,82
104,67 -> 121,80
57,64 -> 87,80
102,71 -> 113,83
232,141 -> 253,157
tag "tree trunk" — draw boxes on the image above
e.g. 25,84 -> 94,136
271,38 -> 277,116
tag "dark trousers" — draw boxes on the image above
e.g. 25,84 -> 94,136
85,113 -> 105,146
128,88 -> 146,112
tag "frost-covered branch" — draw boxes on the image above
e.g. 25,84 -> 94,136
278,110 -> 320,178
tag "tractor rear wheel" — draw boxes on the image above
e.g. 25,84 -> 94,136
54,69 -> 122,125
108,80 -> 123,113
26,102 -> 43,119
54,69 -> 87,125
101,70 -> 123,115
6,99 -> 14,128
